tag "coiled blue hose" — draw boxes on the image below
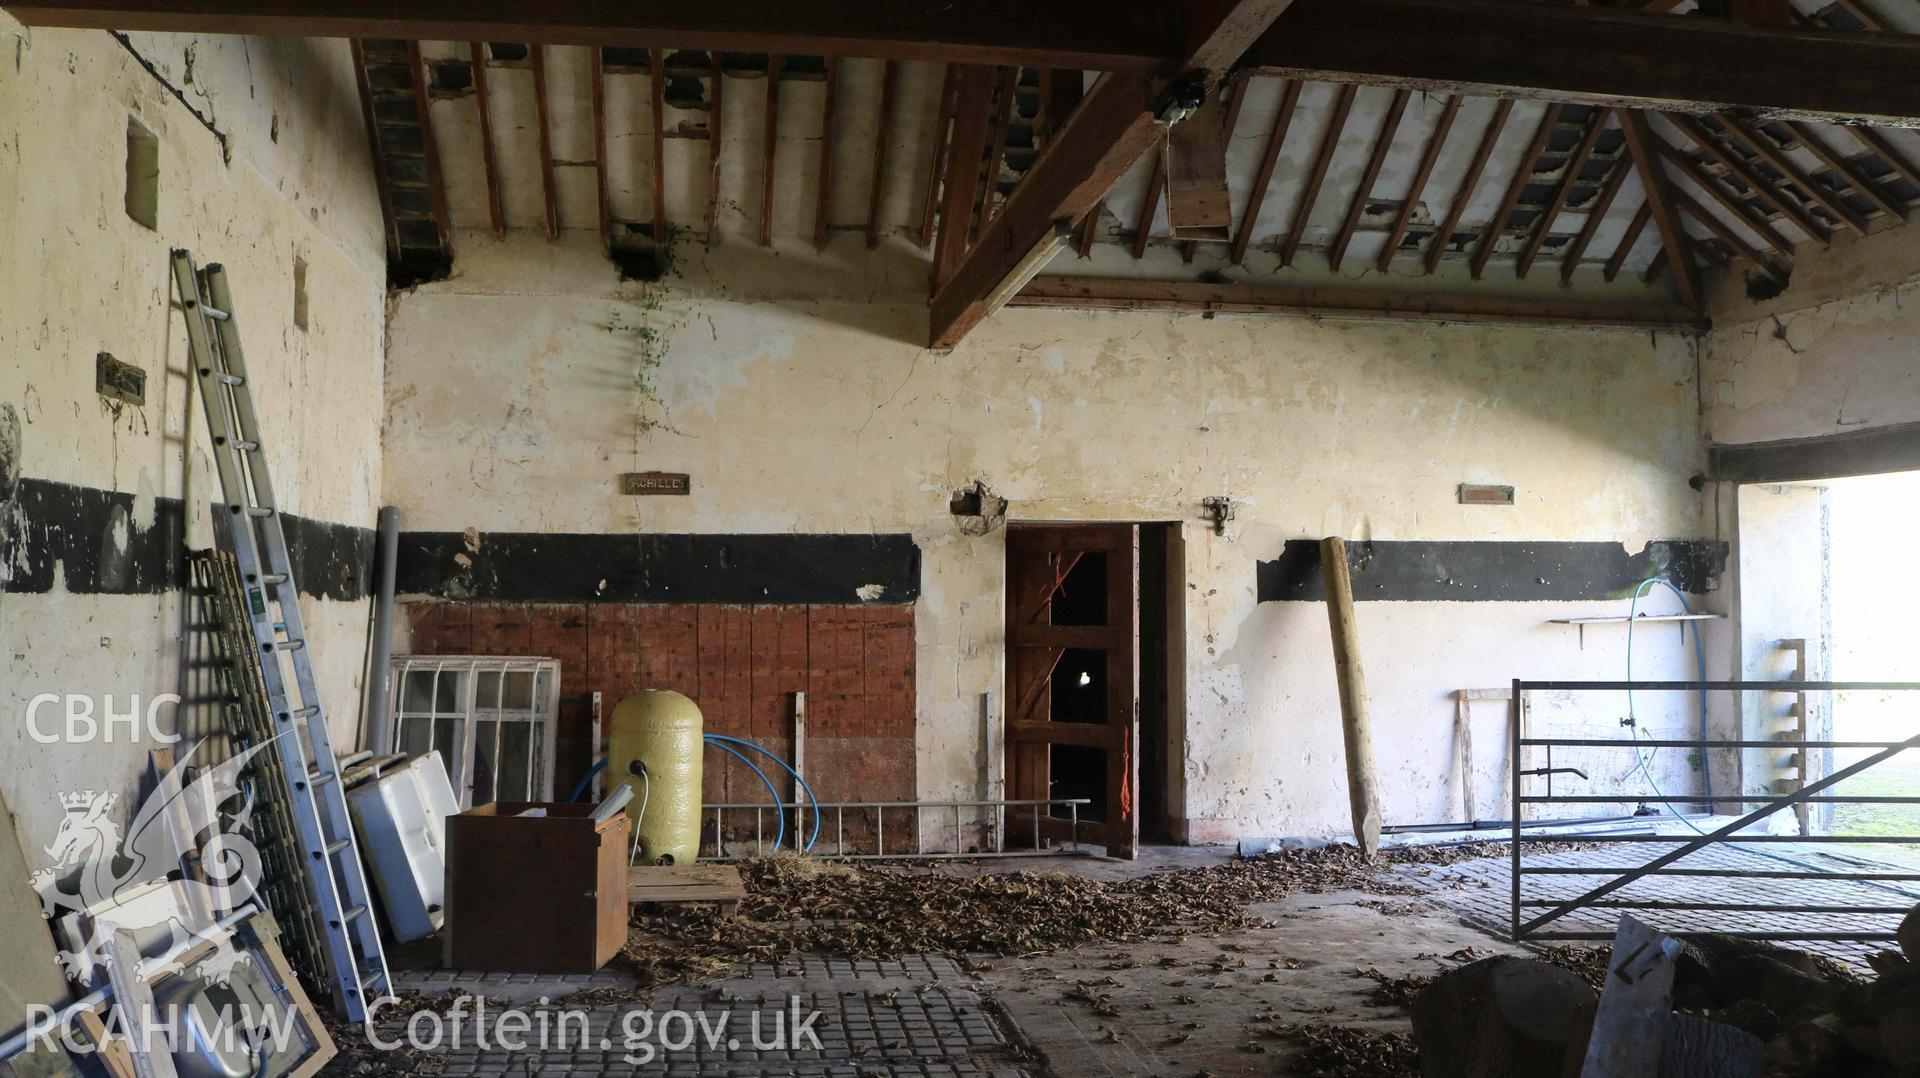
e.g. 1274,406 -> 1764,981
704,734 -> 824,853
561,735 -> 821,852
705,738 -> 787,850
568,758 -> 608,803
568,747 -> 783,848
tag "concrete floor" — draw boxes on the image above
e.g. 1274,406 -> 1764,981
354,840 -> 1920,1074
976,883 -> 1521,1076
370,847 -> 1532,1076
1416,839 -> 1920,968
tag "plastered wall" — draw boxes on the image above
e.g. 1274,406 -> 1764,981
384,233 -> 1720,842
0,25 -> 386,861
1701,223 -> 1919,812
1703,222 -> 1920,448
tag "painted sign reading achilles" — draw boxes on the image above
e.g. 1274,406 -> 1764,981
619,472 -> 691,496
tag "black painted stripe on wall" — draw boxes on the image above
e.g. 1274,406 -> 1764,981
396,532 -> 923,604
0,477 -> 374,601
1257,539 -> 1727,602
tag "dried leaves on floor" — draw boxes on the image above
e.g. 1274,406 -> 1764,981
596,843 -> 1483,996
1532,943 -> 1612,992
1356,967 -> 1435,1009
1274,1022 -> 1421,1077
320,993 -> 456,1075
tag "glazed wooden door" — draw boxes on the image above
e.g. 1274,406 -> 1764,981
1004,523 -> 1139,858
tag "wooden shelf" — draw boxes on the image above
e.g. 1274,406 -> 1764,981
1549,613 -> 1724,626
1550,611 -> 1723,648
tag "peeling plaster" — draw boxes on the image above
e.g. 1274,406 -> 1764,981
1,29 -> 385,865
1704,224 -> 1920,447
386,235 -> 1713,839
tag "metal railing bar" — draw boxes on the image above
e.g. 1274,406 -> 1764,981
1514,834 -> 1920,843
703,798 -> 1092,809
1518,900 -> 1915,914
1524,931 -> 1902,941
1511,678 -> 1523,942
1517,722 -> 1920,936
1521,739 -> 1912,749
699,798 -> 1096,861
1517,868 -> 1920,879
830,849 -> 1094,861
1515,680 -> 1920,691
1523,795 -> 1920,803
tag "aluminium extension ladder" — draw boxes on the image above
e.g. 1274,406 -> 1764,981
170,249 -> 390,1022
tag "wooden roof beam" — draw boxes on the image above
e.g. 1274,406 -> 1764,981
1133,152 -> 1167,259
706,54 -> 725,241
21,0 -> 1920,125
1653,137 -> 1797,258
918,65 -> 958,251
932,66 -> 996,288
468,43 -> 505,240
1620,110 -> 1701,308
1670,186 -> 1787,283
1664,112 -> 1837,243
1282,81 -> 1357,267
589,48 -> 610,241
1604,200 -> 1653,283
1424,99 -> 1512,275
349,40 -> 400,257
1329,88 -> 1409,272
814,57 -> 840,249
1471,103 -> 1561,279
977,66 -> 1019,238
1517,108 -> 1611,278
530,45 -> 559,239
405,42 -> 451,252
759,54 -> 782,247
1713,113 -> 1869,236
1246,0 -> 1920,128
1378,94 -> 1459,273
1559,147 -> 1631,282
866,60 -> 899,249
649,49 -> 667,243
929,0 -> 1301,348
1012,276 -> 1705,331
1784,122 -> 1906,223
1849,127 -> 1920,198
9,0 -> 1175,72
1231,78 -> 1302,266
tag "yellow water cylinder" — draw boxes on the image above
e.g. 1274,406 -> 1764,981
608,690 -> 704,865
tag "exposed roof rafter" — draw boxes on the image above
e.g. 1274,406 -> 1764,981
1329,88 -> 1409,272
1620,109 -> 1701,308
1425,99 -> 1513,276
1378,94 -> 1459,274
1517,108 -> 1612,279
1471,103 -> 1561,279
1232,78 -> 1302,266
1282,81 -> 1357,267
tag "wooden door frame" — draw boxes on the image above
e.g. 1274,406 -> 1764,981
1003,520 -> 1145,858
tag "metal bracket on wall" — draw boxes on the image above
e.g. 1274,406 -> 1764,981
1200,496 -> 1235,536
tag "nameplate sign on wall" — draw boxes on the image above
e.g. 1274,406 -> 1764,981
620,472 -> 691,496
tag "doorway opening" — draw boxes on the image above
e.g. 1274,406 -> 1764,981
1736,471 -> 1920,852
1826,472 -> 1920,843
1003,522 -> 1183,858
